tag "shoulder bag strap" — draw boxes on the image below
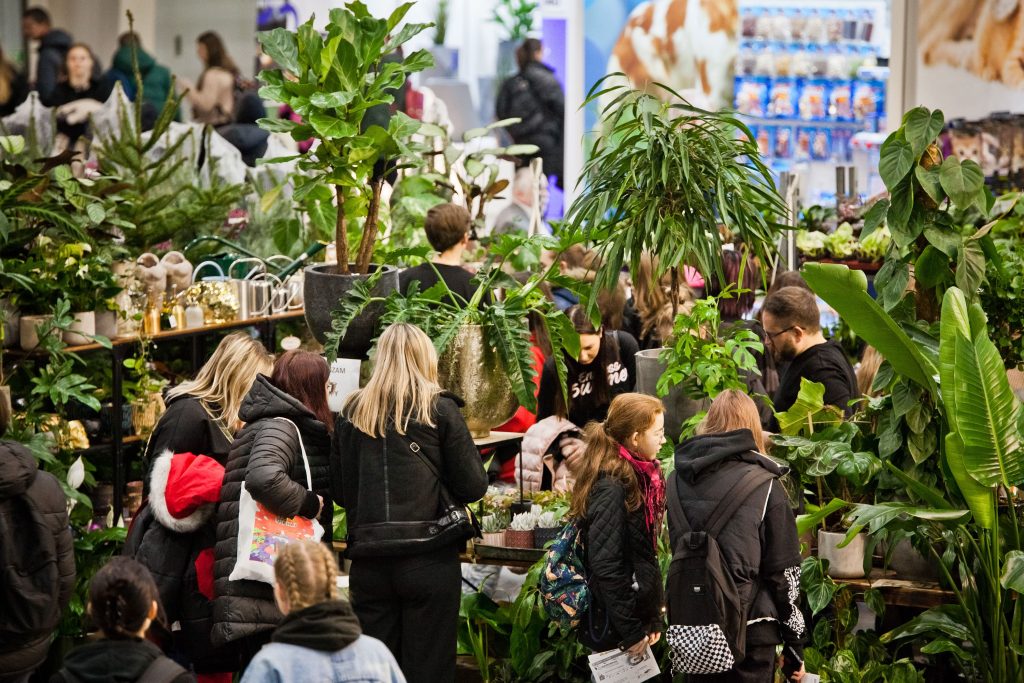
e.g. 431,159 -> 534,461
272,417 -> 312,490
704,467 -> 775,539
666,473 -> 692,544
138,655 -> 188,683
407,438 -> 462,507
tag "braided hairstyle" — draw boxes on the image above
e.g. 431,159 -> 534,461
88,557 -> 159,639
274,540 -> 339,613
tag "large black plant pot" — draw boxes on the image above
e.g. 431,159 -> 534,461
303,263 -> 399,358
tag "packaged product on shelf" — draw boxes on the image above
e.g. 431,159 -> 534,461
841,8 -> 859,41
829,80 -> 853,120
853,78 -> 884,128
790,8 -> 808,44
742,8 -> 759,39
810,128 -> 832,161
770,9 -> 793,41
832,128 -> 854,163
773,125 -> 794,159
804,9 -> 827,44
799,78 -> 829,120
770,77 -> 798,118
851,132 -> 886,197
1012,115 -> 1024,175
755,7 -> 772,40
983,113 -> 1014,178
796,127 -> 812,161
756,126 -> 772,158
857,9 -> 875,42
735,75 -> 769,116
825,9 -> 844,43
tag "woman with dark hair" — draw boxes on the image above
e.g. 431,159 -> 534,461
211,350 -> 332,662
536,305 -> 639,430
495,37 -> 565,187
51,557 -> 194,683
179,31 -> 239,125
50,43 -> 114,143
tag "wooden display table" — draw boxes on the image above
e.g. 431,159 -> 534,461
834,570 -> 955,609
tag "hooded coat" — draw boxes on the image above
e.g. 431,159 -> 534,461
0,441 -> 75,678
495,61 -> 564,183
239,600 -> 405,683
35,29 -> 73,105
49,638 -> 194,683
211,374 -> 332,647
671,430 -> 805,659
110,45 -> 172,111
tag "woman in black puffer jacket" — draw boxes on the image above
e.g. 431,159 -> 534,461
211,351 -> 333,659
568,393 -> 667,656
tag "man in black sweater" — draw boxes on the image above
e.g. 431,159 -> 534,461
399,202 -> 486,306
762,285 -> 858,423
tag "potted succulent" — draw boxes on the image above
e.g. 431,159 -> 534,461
256,3 -> 435,356
479,513 -> 508,547
505,511 -> 537,548
532,510 -> 561,549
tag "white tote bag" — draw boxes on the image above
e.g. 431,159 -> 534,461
229,417 -> 325,585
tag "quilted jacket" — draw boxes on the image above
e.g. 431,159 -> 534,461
581,474 -> 664,651
211,374 -> 332,647
515,415 -> 578,493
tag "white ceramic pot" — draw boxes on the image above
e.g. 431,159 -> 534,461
818,530 -> 867,579
481,531 -> 506,547
94,310 -> 117,339
19,314 -> 52,350
64,311 -> 96,345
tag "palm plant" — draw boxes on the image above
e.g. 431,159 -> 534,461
565,77 -> 785,303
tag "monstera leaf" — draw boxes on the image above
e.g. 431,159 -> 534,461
802,263 -> 937,398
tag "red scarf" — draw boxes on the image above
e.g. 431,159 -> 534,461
618,445 -> 665,542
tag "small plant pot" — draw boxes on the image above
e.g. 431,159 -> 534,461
19,314 -> 52,350
481,531 -> 506,547
533,527 -> 560,549
64,311 -> 96,345
94,310 -> 117,338
818,530 -> 867,579
888,538 -> 939,581
504,528 -> 535,548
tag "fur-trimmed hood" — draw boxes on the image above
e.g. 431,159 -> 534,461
148,450 -> 225,533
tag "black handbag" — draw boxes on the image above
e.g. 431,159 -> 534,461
346,438 -> 481,558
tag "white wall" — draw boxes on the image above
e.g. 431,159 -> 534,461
155,0 -> 258,83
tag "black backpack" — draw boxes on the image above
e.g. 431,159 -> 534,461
0,487 -> 61,640
664,467 -> 775,675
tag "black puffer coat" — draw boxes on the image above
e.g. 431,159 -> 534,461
212,374 -> 332,647
495,60 -> 565,183
581,474 -> 664,651
0,441 -> 75,679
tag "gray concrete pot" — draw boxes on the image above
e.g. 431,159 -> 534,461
887,537 -> 939,581
635,348 -> 710,442
818,530 -> 867,579
438,324 -> 518,438
303,263 -> 398,358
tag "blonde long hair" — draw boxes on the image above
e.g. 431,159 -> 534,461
343,323 -> 442,438
274,540 -> 339,612
696,389 -> 767,453
166,332 -> 273,433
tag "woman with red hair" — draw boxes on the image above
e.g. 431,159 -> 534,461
212,350 -> 333,666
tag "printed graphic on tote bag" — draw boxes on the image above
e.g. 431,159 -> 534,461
249,504 -> 318,563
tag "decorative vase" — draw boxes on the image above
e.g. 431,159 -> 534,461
19,314 -> 52,350
533,527 -> 560,549
132,392 -> 166,439
635,348 -> 710,443
1,298 -> 19,348
504,528 -> 535,549
113,261 -> 141,337
303,263 -> 399,358
94,309 -> 117,338
817,530 -> 867,579
481,531 -> 506,547
438,325 -> 518,439
64,311 -> 96,345
160,251 -> 194,297
137,253 -> 167,309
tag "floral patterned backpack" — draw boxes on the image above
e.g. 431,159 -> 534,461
539,520 -> 590,629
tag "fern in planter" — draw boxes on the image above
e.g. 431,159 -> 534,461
326,232 -> 582,411
566,77 -> 785,303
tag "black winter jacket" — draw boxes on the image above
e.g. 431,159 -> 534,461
581,475 -> 664,652
332,392 -> 488,557
212,374 -> 332,646
50,638 -> 194,683
495,61 -> 565,181
673,430 -> 805,656
0,441 -> 75,678
35,29 -> 73,105
124,395 -> 233,672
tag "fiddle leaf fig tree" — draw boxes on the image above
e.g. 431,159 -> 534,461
257,2 -> 434,275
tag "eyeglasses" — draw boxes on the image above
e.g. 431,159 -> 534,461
765,326 -> 797,342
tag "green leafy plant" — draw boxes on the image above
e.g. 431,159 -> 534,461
256,3 -> 434,274
566,77 -> 784,303
492,0 -> 537,42
327,233 -> 582,411
434,0 -> 449,45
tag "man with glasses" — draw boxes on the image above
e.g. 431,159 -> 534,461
761,286 -> 858,428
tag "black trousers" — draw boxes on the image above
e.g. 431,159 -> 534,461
687,644 -> 777,683
349,544 -> 461,683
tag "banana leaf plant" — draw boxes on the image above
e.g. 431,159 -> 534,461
325,232 -> 583,411
565,76 -> 785,307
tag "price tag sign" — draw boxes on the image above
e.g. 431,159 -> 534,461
327,357 -> 361,412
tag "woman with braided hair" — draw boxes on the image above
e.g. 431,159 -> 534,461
51,557 -> 194,682
240,541 -> 404,683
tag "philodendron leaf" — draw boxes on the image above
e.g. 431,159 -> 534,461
915,164 -> 944,205
955,237 -> 986,297
879,135 -> 915,188
939,156 -> 985,210
1000,550 -> 1024,593
902,107 -> 944,156
914,245 -> 950,289
774,378 -> 844,436
860,198 -> 889,240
